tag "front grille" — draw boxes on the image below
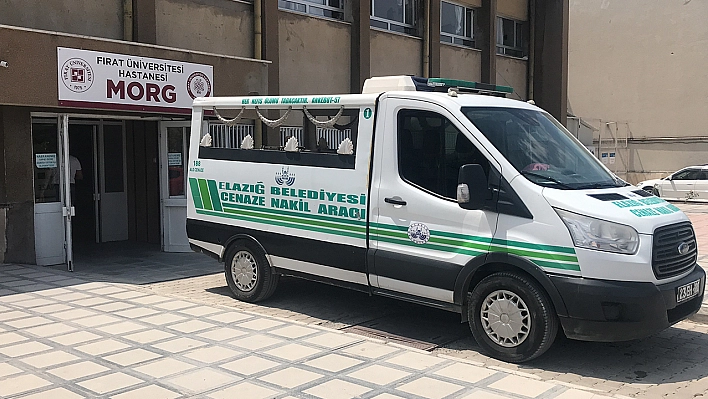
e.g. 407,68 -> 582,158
653,222 -> 697,279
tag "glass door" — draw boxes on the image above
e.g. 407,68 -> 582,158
159,121 -> 191,252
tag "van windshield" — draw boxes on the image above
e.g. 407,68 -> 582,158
462,107 -> 625,190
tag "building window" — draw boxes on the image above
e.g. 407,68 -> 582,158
440,1 -> 475,47
496,17 -> 526,58
371,0 -> 417,35
278,0 -> 345,21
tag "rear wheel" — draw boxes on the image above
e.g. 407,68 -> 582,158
641,186 -> 653,193
468,272 -> 557,363
224,240 -> 279,302
652,187 -> 661,197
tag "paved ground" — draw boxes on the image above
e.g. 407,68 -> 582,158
1,202 -> 706,398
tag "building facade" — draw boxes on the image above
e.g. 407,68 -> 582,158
0,0 -> 569,265
568,0 -> 708,184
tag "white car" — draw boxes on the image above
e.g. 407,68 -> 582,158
637,165 -> 708,201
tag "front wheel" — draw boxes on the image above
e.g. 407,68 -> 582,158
224,240 -> 279,303
468,272 -> 557,363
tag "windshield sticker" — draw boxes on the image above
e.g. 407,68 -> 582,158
611,198 -> 680,217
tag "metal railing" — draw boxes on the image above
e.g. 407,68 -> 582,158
209,123 -> 254,149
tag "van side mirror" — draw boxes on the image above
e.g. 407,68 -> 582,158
457,164 -> 491,210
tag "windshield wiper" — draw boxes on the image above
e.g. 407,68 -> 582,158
574,181 -> 625,189
520,170 -> 575,189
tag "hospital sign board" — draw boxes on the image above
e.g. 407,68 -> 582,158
57,47 -> 213,114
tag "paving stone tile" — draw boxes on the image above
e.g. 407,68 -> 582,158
77,372 -> 144,395
196,327 -> 249,342
11,298 -> 55,308
304,353 -> 365,373
347,364 -> 412,385
385,352 -> 446,371
396,376 -> 465,399
183,345 -> 242,363
0,288 -> 17,296
369,394 -> 408,399
108,290 -> 149,300
111,384 -> 182,399
0,341 -> 52,357
166,368 -> 237,393
0,331 -> 30,346
0,362 -> 24,377
0,310 -> 31,321
49,331 -> 103,346
434,363 -> 498,383
269,325 -> 319,339
154,300 -> 196,311
167,319 -> 217,333
127,295 -> 170,305
259,367 -> 324,389
206,311 -> 253,324
123,329 -> 176,344
5,316 -> 55,329
57,292 -> 92,301
458,390 -> 514,399
152,337 -> 209,353
304,379 -> 372,399
72,314 -> 123,328
20,350 -> 81,368
24,323 -> 77,339
488,375 -> 555,397
17,387 -> 85,399
230,334 -> 285,351
86,286 -> 128,295
1,280 -> 36,288
52,308 -> 99,321
208,381 -> 281,399
0,304 -> 11,312
220,355 -> 281,376
72,296 -> 113,307
139,313 -> 188,326
134,358 -> 198,379
114,307 -> 160,319
0,374 -> 52,397
178,305 -> 222,317
31,304 -> 74,314
264,343 -> 322,362
93,301 -> 135,312
96,321 -> 147,335
35,287 -> 73,297
237,318 -> 285,331
303,332 -> 363,349
104,348 -> 162,366
48,360 -> 111,380
75,339 -> 132,356
341,342 -> 400,359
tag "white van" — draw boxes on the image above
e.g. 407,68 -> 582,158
186,76 -> 704,362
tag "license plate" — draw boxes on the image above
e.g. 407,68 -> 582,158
676,279 -> 702,304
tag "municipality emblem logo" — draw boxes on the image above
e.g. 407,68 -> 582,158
187,72 -> 212,99
408,222 -> 430,244
61,58 -> 94,93
275,167 -> 296,186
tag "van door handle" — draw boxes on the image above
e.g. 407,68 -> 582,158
384,197 -> 407,206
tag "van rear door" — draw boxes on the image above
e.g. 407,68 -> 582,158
369,97 -> 501,304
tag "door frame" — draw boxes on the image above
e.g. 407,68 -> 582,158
159,120 -> 192,252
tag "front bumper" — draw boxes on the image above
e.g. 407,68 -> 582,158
551,265 -> 705,342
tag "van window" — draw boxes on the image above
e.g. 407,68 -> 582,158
398,109 -> 489,199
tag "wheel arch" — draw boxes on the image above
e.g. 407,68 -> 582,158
223,234 -> 273,268
454,252 -> 569,320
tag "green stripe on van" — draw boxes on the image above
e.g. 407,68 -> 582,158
198,179 -> 212,210
189,178 -> 203,209
222,206 -> 365,234
207,180 -> 223,212
221,202 -> 366,227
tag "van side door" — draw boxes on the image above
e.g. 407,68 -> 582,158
369,97 -> 501,304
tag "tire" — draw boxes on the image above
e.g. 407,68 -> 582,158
224,240 -> 279,303
652,187 -> 660,197
642,186 -> 653,193
467,272 -> 557,363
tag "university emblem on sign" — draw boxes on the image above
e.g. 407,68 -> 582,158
275,167 -> 296,186
408,222 -> 430,245
187,71 -> 212,99
61,58 -> 94,93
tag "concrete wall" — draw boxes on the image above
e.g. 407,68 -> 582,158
279,12 -> 351,95
0,107 -> 35,264
0,0 -> 123,39
498,0 -> 528,20
156,0 -> 253,58
496,55 -> 527,100
440,45 -> 482,82
371,30 -> 423,77
569,0 -> 708,177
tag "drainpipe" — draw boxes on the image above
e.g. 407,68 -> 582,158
423,0 -> 430,78
123,0 -> 133,41
254,0 -> 263,148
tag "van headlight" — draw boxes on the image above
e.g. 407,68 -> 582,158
555,209 -> 639,254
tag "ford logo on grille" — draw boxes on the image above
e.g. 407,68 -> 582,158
677,242 -> 691,255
